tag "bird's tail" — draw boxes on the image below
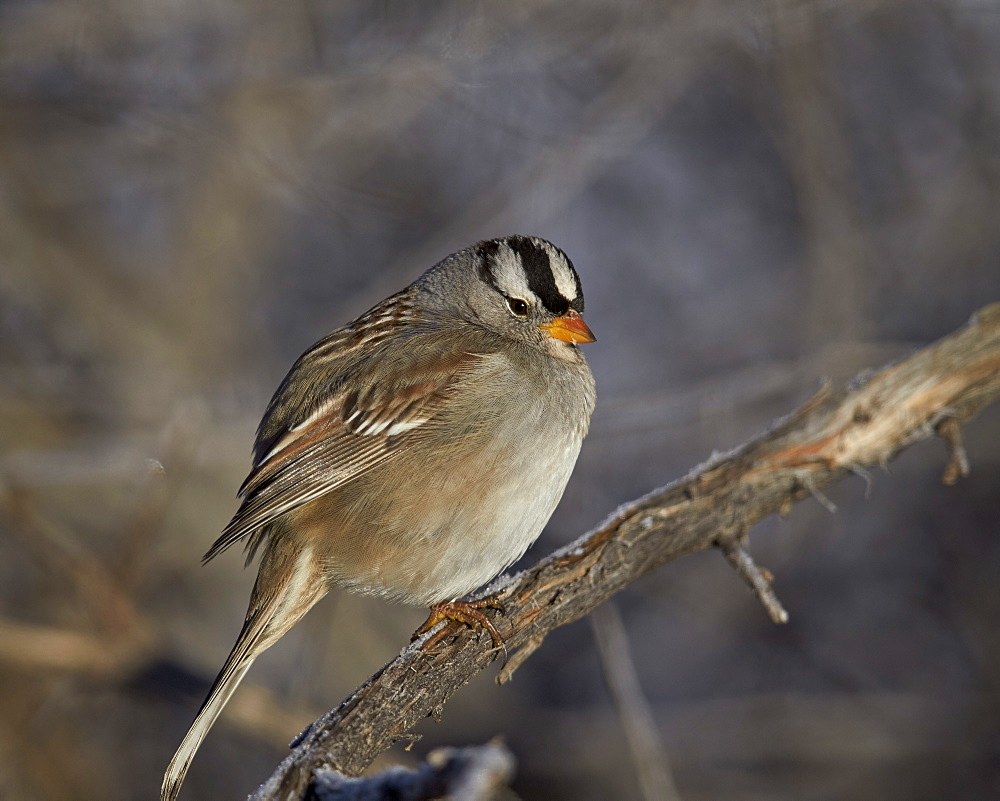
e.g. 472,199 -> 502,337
161,544 -> 326,801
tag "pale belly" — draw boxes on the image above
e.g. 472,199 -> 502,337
291,411 -> 584,606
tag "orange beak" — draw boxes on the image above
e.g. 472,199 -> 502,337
540,309 -> 596,344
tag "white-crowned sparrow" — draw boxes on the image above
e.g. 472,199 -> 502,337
162,235 -> 596,800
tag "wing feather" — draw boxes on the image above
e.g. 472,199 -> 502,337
203,334 -> 494,563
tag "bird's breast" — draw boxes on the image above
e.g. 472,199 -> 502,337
292,362 -> 590,606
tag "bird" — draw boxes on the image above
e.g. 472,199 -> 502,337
161,235 -> 596,800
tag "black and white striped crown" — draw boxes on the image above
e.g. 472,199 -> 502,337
475,235 -> 584,316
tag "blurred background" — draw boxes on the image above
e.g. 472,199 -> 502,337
1,1 -> 999,799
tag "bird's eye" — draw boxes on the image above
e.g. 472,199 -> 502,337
506,297 -> 529,317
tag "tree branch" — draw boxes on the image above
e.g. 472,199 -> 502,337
255,303 -> 1000,801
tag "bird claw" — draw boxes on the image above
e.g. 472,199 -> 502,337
414,596 -> 506,651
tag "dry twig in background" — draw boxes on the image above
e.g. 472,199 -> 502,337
591,602 -> 683,801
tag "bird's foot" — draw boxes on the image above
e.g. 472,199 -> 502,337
413,595 -> 506,651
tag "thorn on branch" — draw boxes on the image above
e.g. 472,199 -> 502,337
936,416 -> 970,485
718,532 -> 789,625
796,379 -> 835,419
496,633 -> 545,685
801,471 -> 837,513
848,464 -> 874,498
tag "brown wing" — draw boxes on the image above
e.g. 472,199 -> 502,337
202,340 -> 485,563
